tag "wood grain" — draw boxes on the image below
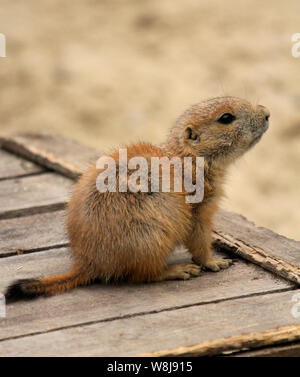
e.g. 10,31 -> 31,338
0,172 -> 73,220
213,211 -> 300,285
0,149 -> 44,180
232,341 -> 300,356
0,210 -> 68,257
0,247 -> 293,341
0,133 -> 99,179
0,289 -> 298,356
141,324 -> 300,357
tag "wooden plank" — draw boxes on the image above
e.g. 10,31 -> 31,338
0,149 -> 44,180
0,210 -> 68,257
1,133 -> 300,285
232,342 -> 300,356
215,211 -> 300,267
0,247 -> 293,341
0,133 -> 99,179
0,173 -> 73,220
141,324 -> 300,357
0,290 -> 299,356
213,211 -> 300,285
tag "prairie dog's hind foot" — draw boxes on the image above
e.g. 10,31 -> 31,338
155,263 -> 201,282
199,257 -> 233,272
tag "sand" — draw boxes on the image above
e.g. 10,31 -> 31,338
0,0 -> 299,239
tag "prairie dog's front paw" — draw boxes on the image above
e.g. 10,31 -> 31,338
202,258 -> 233,272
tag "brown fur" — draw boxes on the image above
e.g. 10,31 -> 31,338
5,96 -> 270,302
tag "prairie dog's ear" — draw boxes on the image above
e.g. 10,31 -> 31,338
184,125 -> 199,142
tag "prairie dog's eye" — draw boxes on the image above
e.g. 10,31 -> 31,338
217,113 -> 236,124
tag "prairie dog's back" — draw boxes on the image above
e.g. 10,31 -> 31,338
66,143 -> 192,282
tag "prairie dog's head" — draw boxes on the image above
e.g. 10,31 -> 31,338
171,97 -> 270,163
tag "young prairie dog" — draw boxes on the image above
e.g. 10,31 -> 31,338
5,96 -> 270,302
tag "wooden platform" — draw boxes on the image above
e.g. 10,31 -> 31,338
0,133 -> 300,357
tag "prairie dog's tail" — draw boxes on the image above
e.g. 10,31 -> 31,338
5,268 -> 92,303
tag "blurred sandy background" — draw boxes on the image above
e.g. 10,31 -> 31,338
0,0 -> 299,239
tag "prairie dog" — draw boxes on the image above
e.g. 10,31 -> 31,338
5,96 -> 270,302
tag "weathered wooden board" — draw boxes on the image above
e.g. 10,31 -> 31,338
0,172 -> 73,220
0,247 -> 293,341
213,211 -> 300,285
215,211 -> 300,267
0,290 -> 299,356
0,210 -> 68,257
0,133 -> 99,179
232,341 -> 300,357
0,149 -> 44,180
141,324 -> 300,357
1,133 -> 299,286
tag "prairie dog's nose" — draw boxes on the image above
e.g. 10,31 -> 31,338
257,104 -> 270,121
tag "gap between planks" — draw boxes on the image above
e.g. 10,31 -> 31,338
0,171 -> 46,182
0,209 -> 68,258
0,172 -> 73,220
0,149 -> 45,180
231,340 -> 300,356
